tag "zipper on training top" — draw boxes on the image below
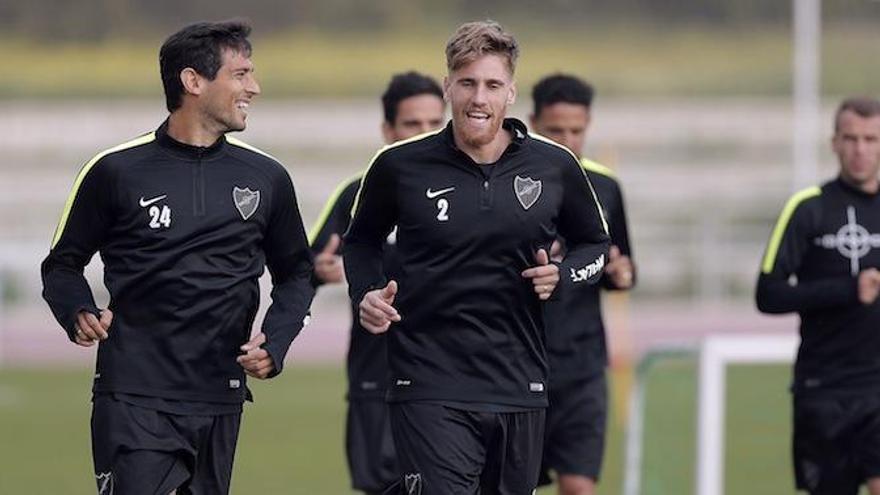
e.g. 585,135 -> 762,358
479,165 -> 495,211
193,149 -> 206,217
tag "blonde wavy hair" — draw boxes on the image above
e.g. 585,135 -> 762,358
445,20 -> 519,75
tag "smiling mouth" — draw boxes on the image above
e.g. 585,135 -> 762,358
466,110 -> 490,123
236,101 -> 250,113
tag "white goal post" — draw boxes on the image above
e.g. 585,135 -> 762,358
695,334 -> 799,495
622,335 -> 799,495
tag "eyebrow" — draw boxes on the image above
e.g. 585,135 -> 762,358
457,77 -> 505,86
231,64 -> 254,73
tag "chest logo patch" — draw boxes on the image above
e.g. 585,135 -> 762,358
96,472 -> 114,495
814,205 -> 880,275
404,473 -> 422,495
233,187 -> 260,220
514,175 -> 542,210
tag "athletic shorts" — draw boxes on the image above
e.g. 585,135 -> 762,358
347,398 -> 399,493
388,402 -> 545,495
538,372 -> 608,485
793,393 -> 880,495
91,394 -> 241,495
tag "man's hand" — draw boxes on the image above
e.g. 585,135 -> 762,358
522,249 -> 560,301
237,332 -> 275,379
858,268 -> 880,305
314,234 -> 345,284
359,280 -> 401,334
605,245 -> 634,289
549,239 -> 564,263
74,309 -> 113,347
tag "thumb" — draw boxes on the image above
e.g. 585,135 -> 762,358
535,249 -> 549,266
99,309 -> 114,331
382,280 -> 398,300
609,245 -> 621,260
241,332 -> 267,351
322,234 -> 341,255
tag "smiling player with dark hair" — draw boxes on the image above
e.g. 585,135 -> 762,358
41,20 -> 315,494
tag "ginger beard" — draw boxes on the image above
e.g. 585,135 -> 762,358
445,54 -> 515,152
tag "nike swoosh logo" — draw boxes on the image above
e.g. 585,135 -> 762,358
426,187 -> 455,199
139,195 -> 167,207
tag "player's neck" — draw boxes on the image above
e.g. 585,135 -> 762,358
167,110 -> 224,148
453,127 -> 512,165
840,173 -> 880,195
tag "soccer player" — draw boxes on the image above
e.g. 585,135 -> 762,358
343,20 -> 610,495
529,74 -> 635,495
41,21 -> 315,494
309,71 -> 445,495
756,97 -> 880,495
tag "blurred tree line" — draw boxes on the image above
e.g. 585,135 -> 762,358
1,0 -> 878,42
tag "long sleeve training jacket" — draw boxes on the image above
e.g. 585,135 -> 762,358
344,119 -> 610,409
544,158 -> 635,383
42,121 -> 315,404
756,177 -> 880,394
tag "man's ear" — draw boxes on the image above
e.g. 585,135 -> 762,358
180,68 -> 203,96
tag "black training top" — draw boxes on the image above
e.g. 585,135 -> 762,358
544,158 -> 635,383
42,121 -> 315,404
344,119 -> 610,409
756,177 -> 880,395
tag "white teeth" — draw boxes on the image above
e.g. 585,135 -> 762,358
237,102 -> 249,109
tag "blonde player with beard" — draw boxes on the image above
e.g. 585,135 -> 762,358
344,21 -> 609,495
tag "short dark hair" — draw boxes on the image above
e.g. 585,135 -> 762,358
532,74 -> 595,118
381,71 -> 443,125
159,20 -> 253,112
835,96 -> 880,132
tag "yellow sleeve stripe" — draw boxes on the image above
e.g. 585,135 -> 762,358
226,136 -> 282,163
760,186 -> 822,274
308,173 -> 363,245
529,132 -> 609,235
51,133 -> 156,249
350,128 -> 444,217
580,157 -> 616,178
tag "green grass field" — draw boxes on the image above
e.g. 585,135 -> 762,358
0,359 -> 794,494
2,23 -> 877,99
